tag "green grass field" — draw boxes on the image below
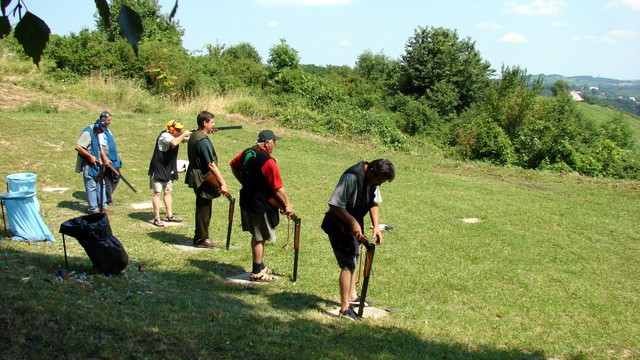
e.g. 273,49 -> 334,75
0,111 -> 639,360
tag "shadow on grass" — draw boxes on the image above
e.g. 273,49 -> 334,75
0,246 -> 549,360
269,291 -> 337,311
147,230 -> 192,245
190,258 -> 246,278
71,191 -> 85,201
127,210 -> 153,223
57,200 -> 86,212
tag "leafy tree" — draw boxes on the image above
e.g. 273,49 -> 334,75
550,80 -> 569,96
45,30 -> 140,78
453,107 -> 514,165
97,0 -> 183,47
354,50 -> 397,86
482,65 -> 543,139
220,42 -> 266,88
398,26 -> 493,116
222,42 -> 261,63
267,38 -> 299,79
0,0 -> 178,65
599,113 -> 635,150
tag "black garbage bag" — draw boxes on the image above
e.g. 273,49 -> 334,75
59,212 -> 128,275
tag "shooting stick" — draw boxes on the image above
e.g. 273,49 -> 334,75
358,240 -> 376,317
268,197 -> 301,281
292,216 -> 301,281
224,193 -> 235,250
203,171 -> 236,250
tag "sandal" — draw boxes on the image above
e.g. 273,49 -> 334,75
250,268 -> 275,282
152,218 -> 165,227
166,215 -> 183,223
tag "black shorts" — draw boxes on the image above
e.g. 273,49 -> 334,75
322,212 -> 361,270
330,240 -> 360,270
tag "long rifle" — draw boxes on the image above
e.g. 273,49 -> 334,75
105,163 -> 138,193
358,238 -> 376,318
213,125 -> 242,131
268,197 -> 301,281
191,125 -> 243,132
203,171 -> 235,250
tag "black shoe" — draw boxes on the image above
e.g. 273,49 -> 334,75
339,306 -> 362,321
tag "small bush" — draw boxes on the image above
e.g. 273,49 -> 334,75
226,97 -> 264,119
453,110 -> 514,165
19,100 -> 59,113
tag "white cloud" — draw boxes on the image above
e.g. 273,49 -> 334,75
572,29 -> 640,45
572,35 -> 617,44
478,22 -> 502,30
504,0 -> 565,15
256,0 -> 351,6
266,20 -> 278,27
605,0 -> 640,11
339,39 -> 351,46
499,32 -> 527,43
606,29 -> 640,38
551,21 -> 567,28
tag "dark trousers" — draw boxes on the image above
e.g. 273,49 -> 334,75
104,168 -> 120,205
194,196 -> 213,243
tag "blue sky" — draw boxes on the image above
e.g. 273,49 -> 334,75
21,0 -> 640,80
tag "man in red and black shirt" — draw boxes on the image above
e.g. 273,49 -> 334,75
230,130 -> 293,282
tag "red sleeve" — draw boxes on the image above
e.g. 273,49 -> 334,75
262,158 -> 283,190
229,151 -> 243,172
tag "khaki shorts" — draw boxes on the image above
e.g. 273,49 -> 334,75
150,177 -> 172,193
241,209 -> 277,242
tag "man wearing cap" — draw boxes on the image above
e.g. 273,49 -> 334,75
230,129 -> 294,282
148,120 -> 191,227
97,112 -> 122,206
185,111 -> 229,248
75,118 -> 109,214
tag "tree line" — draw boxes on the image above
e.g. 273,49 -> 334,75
1,0 -> 638,179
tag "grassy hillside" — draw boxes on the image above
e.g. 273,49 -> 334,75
0,111 -> 638,359
577,101 -> 640,146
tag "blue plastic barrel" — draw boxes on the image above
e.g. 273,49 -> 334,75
6,173 -> 37,193
0,190 -> 54,241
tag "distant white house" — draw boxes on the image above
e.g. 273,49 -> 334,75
569,90 -> 584,102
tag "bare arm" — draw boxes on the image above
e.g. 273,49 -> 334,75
274,187 -> 293,215
75,144 -> 97,165
207,161 -> 228,194
99,147 -> 110,167
169,130 -> 191,147
369,205 -> 383,244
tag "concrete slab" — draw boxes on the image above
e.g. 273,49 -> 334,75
131,202 -> 153,210
327,306 -> 389,320
461,217 -> 482,223
171,242 -> 204,251
171,241 -> 238,251
225,272 -> 279,286
146,220 -> 183,228
43,187 -> 69,193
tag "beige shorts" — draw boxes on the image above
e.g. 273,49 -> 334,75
241,209 -> 277,242
150,177 -> 172,193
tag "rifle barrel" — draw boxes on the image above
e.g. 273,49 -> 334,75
214,126 -> 242,131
